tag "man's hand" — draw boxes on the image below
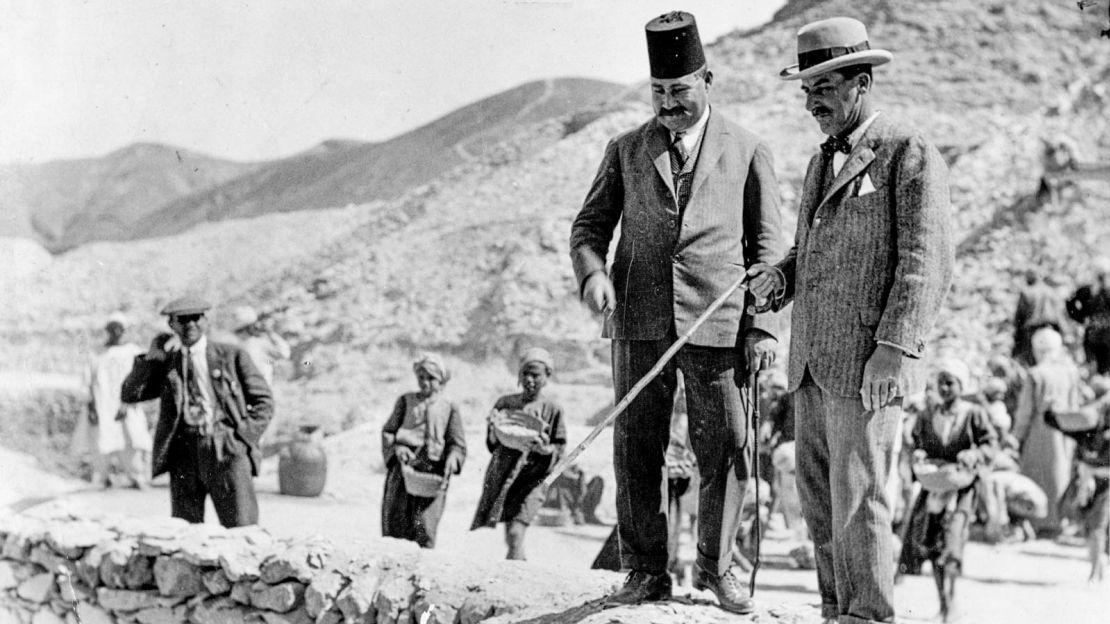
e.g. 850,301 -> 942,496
746,263 -> 785,311
444,452 -> 463,475
146,333 -> 180,361
744,334 -> 777,374
582,272 -> 616,316
394,446 -> 416,465
861,343 -> 905,411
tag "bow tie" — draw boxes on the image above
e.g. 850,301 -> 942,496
820,135 -> 852,158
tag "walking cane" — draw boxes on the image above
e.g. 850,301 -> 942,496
544,272 -> 751,487
749,365 -> 763,597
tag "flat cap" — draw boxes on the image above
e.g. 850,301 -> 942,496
161,295 -> 212,316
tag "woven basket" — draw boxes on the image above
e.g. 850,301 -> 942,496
400,464 -> 446,498
491,409 -> 546,451
913,461 -> 975,494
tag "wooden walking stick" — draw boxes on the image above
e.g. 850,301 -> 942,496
544,273 -> 751,487
749,365 -> 763,596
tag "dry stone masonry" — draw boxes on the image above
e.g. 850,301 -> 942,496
0,509 -> 620,624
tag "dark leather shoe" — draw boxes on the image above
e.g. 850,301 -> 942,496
604,570 -> 672,606
694,564 -> 755,614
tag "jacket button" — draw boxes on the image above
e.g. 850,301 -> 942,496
669,218 -> 677,227
673,254 -> 682,263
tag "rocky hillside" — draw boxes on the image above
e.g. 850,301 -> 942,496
3,0 -> 1109,397
1,78 -> 625,251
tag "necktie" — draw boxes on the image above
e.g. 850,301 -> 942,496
670,132 -> 688,171
820,134 -> 852,159
183,349 -> 208,427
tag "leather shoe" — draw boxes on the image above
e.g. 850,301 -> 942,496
694,563 -> 755,614
604,570 -> 672,606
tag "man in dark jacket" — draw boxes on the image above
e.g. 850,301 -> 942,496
122,295 -> 273,527
569,11 -> 785,614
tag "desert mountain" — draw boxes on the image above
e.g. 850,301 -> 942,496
3,0 -> 1109,407
1,78 -> 626,251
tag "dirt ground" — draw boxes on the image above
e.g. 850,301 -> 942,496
8,440 -> 1107,624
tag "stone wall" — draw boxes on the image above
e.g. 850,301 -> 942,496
0,510 -> 617,624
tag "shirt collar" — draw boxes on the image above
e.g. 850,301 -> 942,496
187,335 -> 208,356
845,111 -> 881,150
669,104 -> 711,147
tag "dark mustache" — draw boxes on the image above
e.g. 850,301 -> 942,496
659,106 -> 686,117
812,106 -> 831,115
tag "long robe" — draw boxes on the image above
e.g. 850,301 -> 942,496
471,394 -> 565,529
1012,357 -> 1082,533
72,342 -> 152,457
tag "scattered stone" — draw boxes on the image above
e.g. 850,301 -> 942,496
258,607 -> 313,624
229,581 -> 253,605
260,538 -> 333,584
372,572 -> 413,624
45,520 -> 114,559
152,557 -> 205,597
249,580 -> 305,613
96,588 -> 184,612
132,605 -> 188,624
73,603 -> 113,624
0,561 -> 18,590
16,572 -> 54,603
303,570 -> 346,618
202,569 -> 232,595
190,597 -> 252,624
334,568 -> 380,623
218,546 -> 265,582
29,611 -> 64,624
29,544 -> 77,577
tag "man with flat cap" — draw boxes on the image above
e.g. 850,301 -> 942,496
570,11 -> 785,613
122,295 -> 273,527
747,17 -> 953,624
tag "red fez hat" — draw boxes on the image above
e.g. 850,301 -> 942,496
645,11 -> 706,79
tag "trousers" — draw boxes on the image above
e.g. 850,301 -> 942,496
794,369 -> 901,624
169,425 -> 259,528
612,337 -> 751,576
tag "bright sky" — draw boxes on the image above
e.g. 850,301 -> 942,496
0,0 -> 784,165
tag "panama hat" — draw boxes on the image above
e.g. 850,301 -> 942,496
780,17 -> 892,81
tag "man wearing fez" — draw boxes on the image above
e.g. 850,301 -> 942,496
122,296 -> 273,527
748,17 -> 953,624
570,11 -> 785,613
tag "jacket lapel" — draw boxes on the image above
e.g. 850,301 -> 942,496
688,110 -> 725,205
817,145 -> 875,212
647,121 -> 677,204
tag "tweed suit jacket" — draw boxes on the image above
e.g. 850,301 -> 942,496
122,339 -> 273,478
774,113 -> 954,398
569,110 -> 785,348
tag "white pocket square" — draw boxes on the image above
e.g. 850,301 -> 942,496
857,173 -> 876,196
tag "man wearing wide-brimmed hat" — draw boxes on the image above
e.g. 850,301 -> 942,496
570,10 -> 786,613
748,16 -> 954,624
122,295 -> 274,527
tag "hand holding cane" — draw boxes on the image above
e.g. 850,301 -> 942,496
545,272 -> 750,486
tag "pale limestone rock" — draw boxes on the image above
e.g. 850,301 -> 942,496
314,609 -> 342,624
372,573 -> 412,624
152,558 -> 205,597
411,591 -> 457,624
303,570 -> 346,618
334,568 -> 380,623
218,546 -> 264,582
249,580 -> 304,613
16,572 -> 54,603
179,542 -> 224,568
73,603 -> 112,624
260,538 -> 333,584
45,521 -> 114,559
75,543 -> 108,588
0,561 -> 18,590
99,541 -> 152,589
28,545 -> 76,577
29,610 -> 64,624
201,569 -> 231,596
0,607 -> 20,624
222,526 -> 273,548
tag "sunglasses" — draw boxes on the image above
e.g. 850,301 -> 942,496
172,313 -> 205,324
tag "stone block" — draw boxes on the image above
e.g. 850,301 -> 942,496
259,607 -> 313,624
54,573 -> 92,605
96,588 -> 185,612
411,591 -> 457,624
73,603 -> 113,624
16,572 -> 54,603
0,607 -> 20,624
0,561 -> 19,590
314,609 -> 342,624
132,605 -> 187,624
190,597 -> 252,624
29,611 -> 64,624
250,581 -> 305,613
218,547 -> 264,582
229,581 -> 253,605
28,545 -> 76,578
153,557 -> 205,597
222,526 -> 273,548
75,543 -> 108,588
45,521 -> 114,559
371,573 -> 412,624
334,568 -> 380,623
201,569 -> 231,596
260,538 -> 333,584
304,570 -> 346,618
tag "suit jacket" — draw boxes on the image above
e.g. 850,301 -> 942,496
774,113 -> 954,398
122,339 -> 273,477
569,110 -> 785,348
